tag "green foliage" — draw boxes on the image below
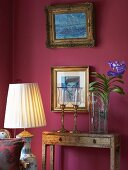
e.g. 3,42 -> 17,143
89,72 -> 125,102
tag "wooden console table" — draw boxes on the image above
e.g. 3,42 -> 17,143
42,132 -> 120,170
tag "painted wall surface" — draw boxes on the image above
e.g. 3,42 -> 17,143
8,0 -> 128,170
0,0 -> 12,127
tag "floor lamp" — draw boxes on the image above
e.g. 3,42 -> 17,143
4,83 -> 46,169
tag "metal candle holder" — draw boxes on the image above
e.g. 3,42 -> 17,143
57,87 -> 68,133
57,104 -> 68,133
70,87 -> 82,133
71,104 -> 79,133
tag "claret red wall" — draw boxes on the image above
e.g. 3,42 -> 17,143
0,0 -> 12,127
0,0 -> 128,170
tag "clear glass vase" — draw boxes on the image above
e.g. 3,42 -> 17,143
89,92 -> 109,134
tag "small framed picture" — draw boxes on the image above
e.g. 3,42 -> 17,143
46,3 -> 95,48
51,66 -> 89,112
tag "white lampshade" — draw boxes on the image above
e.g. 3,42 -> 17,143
4,83 -> 46,129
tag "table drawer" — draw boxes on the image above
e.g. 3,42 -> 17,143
79,136 -> 111,147
43,134 -> 111,147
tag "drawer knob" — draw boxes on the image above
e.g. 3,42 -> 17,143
59,137 -> 62,142
93,139 -> 96,144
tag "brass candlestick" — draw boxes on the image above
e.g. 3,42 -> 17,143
70,87 -> 82,134
70,105 -> 80,133
57,104 -> 68,133
57,87 -> 69,133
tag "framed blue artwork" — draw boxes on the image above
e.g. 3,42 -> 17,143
46,3 -> 95,48
51,66 -> 89,112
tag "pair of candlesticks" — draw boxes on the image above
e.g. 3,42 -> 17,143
57,87 -> 82,133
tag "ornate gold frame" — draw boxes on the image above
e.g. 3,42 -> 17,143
46,3 -> 95,48
51,66 -> 89,112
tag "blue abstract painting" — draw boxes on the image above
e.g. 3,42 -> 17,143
55,12 -> 86,39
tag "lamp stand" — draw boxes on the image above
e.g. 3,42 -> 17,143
16,130 -> 37,170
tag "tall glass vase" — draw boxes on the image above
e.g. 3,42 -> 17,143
89,92 -> 109,134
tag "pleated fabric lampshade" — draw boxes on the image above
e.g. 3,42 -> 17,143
4,83 -> 46,129
4,83 -> 46,168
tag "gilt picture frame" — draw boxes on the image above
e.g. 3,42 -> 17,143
46,3 -> 95,48
51,66 -> 89,112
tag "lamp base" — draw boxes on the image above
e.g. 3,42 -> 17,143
16,130 -> 37,170
22,154 -> 37,170
16,129 -> 33,138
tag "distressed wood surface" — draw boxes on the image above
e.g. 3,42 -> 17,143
42,132 -> 120,170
